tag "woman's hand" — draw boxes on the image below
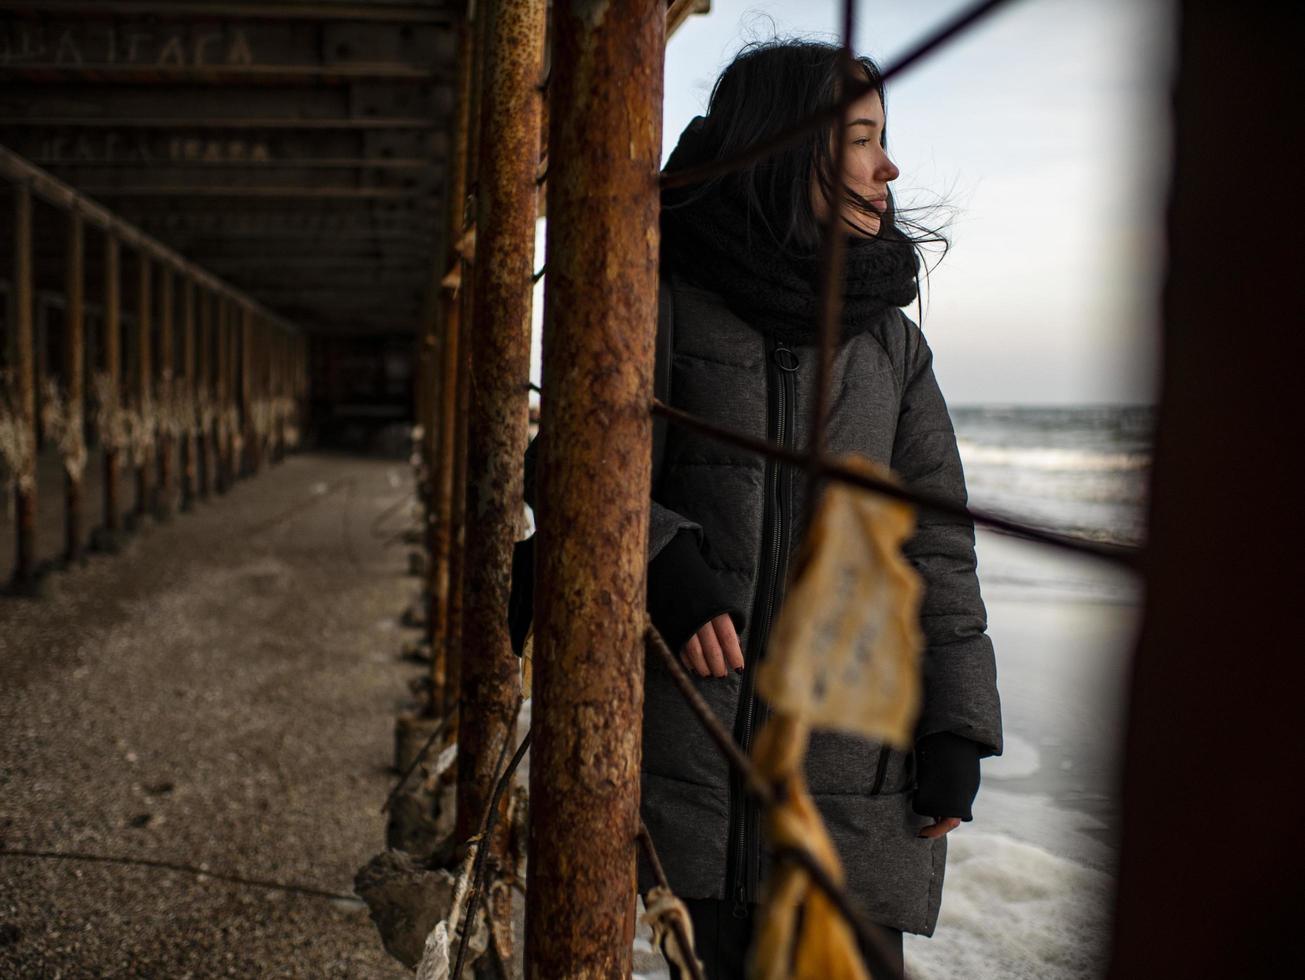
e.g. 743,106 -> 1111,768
679,613 -> 744,678
917,817 -> 963,839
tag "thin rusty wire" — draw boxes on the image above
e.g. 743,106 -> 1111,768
646,625 -> 906,980
653,397 -> 1140,569
636,822 -> 707,980
806,0 -> 860,528
660,0 -> 1015,192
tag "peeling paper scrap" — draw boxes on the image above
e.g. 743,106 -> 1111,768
756,454 -> 924,748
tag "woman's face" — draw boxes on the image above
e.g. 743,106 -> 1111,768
810,86 -> 901,238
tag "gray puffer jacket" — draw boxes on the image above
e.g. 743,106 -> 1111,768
635,268 -> 1003,937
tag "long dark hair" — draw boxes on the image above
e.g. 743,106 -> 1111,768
662,38 -> 951,302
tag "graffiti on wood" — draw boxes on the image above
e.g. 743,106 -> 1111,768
0,24 -> 255,68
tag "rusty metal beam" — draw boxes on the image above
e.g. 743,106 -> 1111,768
133,251 -> 153,519
101,233 -> 123,533
0,1 -> 459,23
9,184 -> 37,587
455,0 -> 546,960
525,1 -> 664,976
157,264 -> 175,517
181,276 -> 198,508
0,64 -> 442,84
0,85 -> 445,123
74,186 -> 433,200
424,0 -> 472,709
0,146 -> 301,336
666,0 -> 711,39
0,115 -> 440,130
64,206 -> 85,561
198,288 -> 213,499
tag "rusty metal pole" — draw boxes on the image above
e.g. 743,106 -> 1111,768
198,290 -> 214,499
101,234 -> 122,534
525,2 -> 664,975
429,6 -> 477,717
454,0 -> 546,952
226,302 -> 239,486
64,207 -> 86,563
241,308 -> 254,477
181,277 -> 197,509
134,252 -> 153,521
215,299 -> 229,494
449,0 -> 499,715
157,264 -> 174,519
10,185 -> 37,588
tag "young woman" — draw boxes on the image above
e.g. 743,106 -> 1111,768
640,39 -> 1004,978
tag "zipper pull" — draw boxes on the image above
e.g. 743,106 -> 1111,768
772,345 -> 800,372
732,883 -> 749,919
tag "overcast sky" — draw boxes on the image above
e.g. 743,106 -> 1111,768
534,0 -> 1174,406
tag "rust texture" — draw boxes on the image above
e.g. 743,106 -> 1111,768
241,308 -> 256,476
157,265 -> 175,517
524,2 -> 665,976
444,0 -> 493,725
215,300 -> 230,493
182,277 -> 198,505
429,9 -> 476,717
198,290 -> 214,498
134,252 -> 153,517
102,234 -> 122,531
454,0 -> 547,955
11,185 -> 37,585
64,208 -> 85,561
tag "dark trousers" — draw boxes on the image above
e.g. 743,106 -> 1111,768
665,897 -> 905,980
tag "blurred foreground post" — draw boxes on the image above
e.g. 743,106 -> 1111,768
1109,2 -> 1305,975
526,1 -> 665,975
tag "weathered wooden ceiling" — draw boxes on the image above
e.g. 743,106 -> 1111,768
0,0 -> 461,337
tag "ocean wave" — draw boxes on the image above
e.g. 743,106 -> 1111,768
958,441 -> 1151,472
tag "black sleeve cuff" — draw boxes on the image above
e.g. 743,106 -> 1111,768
912,732 -> 982,822
646,529 -> 747,654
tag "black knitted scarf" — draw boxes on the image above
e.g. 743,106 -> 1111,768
660,116 -> 920,345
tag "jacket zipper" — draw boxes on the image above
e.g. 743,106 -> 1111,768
729,337 -> 798,917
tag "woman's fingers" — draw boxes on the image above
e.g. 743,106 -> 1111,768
916,817 -> 963,839
682,634 -> 709,677
697,621 -> 727,677
712,613 -> 744,673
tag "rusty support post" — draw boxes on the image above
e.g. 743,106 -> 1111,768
10,185 -> 37,587
102,234 -> 122,533
525,1 -> 664,976
226,302 -> 239,486
157,264 -> 174,518
241,307 -> 255,477
181,277 -> 197,508
198,290 -> 214,499
454,0 -> 546,956
215,299 -> 229,494
134,252 -> 153,520
64,207 -> 86,562
448,0 -> 498,712
429,6 -> 477,718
